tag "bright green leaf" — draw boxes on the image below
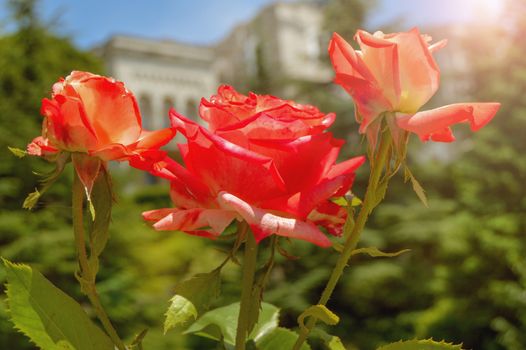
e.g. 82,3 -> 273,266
164,295 -> 198,333
3,259 -> 114,350
22,189 -> 41,210
330,196 -> 348,206
164,270 -> 221,333
351,247 -> 411,258
298,305 -> 339,332
8,146 -> 27,158
310,329 -> 346,350
185,302 -> 279,345
351,196 -> 362,206
377,339 -> 463,350
327,335 -> 346,350
256,327 -> 311,350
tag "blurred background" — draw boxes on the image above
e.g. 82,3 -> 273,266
0,0 -> 524,349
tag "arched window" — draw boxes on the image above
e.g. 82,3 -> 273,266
163,97 -> 175,128
186,98 -> 198,120
138,94 -> 152,129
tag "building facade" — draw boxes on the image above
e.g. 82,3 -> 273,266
97,2 -> 330,130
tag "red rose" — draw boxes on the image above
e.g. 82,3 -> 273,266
27,71 -> 175,193
329,29 -> 500,146
143,85 -> 364,247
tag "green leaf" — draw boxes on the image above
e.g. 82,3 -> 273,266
404,166 -> 428,207
164,270 -> 221,333
185,302 -> 279,346
351,247 -> 411,258
310,329 -> 345,350
330,196 -> 348,206
164,295 -> 198,333
23,152 -> 69,210
377,339 -> 464,350
297,305 -> 339,332
3,259 -> 114,350
256,327 -> 311,350
22,189 -> 42,210
327,335 -> 346,350
350,196 -> 362,207
8,146 -> 27,158
87,170 -> 113,275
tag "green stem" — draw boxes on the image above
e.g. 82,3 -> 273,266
72,172 -> 126,350
293,128 -> 392,350
235,223 -> 258,350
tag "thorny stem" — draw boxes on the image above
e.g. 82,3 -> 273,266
72,172 -> 126,350
293,127 -> 393,349
235,222 -> 258,350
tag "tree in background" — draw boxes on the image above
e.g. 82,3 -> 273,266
0,2 -> 221,349
309,0 -> 526,349
0,0 -> 102,348
413,1 -> 526,348
259,1 -> 526,349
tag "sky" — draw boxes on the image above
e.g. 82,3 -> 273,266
0,0 -> 504,49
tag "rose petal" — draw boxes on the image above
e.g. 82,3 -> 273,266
387,28 -> 441,113
70,73 -> 142,144
308,200 -> 347,236
218,191 -> 331,247
248,133 -> 344,194
171,110 -> 287,202
355,30 -> 401,107
27,136 -> 59,157
144,207 -> 237,237
42,96 -> 98,152
428,39 -> 448,53
395,102 -> 501,142
261,173 -> 356,219
135,128 -> 176,149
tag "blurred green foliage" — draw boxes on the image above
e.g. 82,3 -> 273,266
1,0 -> 525,349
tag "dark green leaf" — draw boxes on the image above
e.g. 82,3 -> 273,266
256,327 -> 311,350
185,302 -> 279,345
3,259 -> 114,350
87,170 -> 113,275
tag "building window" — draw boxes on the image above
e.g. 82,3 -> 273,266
138,94 -> 153,129
163,97 -> 175,128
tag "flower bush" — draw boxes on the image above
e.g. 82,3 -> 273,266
4,27 -> 502,350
